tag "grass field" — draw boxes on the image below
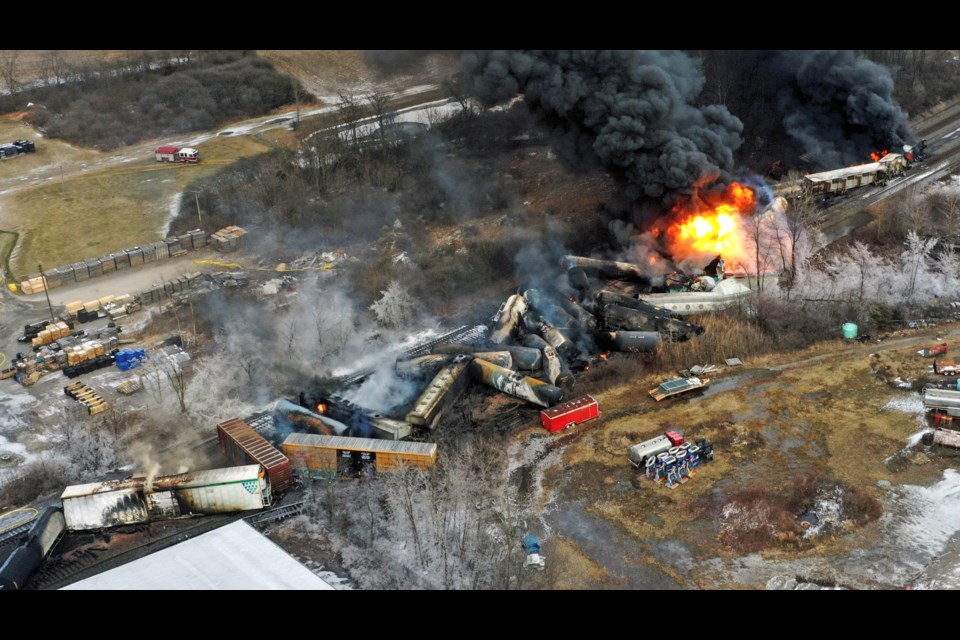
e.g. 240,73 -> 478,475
4,134 -> 273,278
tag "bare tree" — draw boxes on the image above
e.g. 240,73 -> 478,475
162,362 -> 189,413
775,194 -> 824,298
744,211 -> 778,292
0,50 -> 21,94
443,73 -> 475,117
903,184 -> 929,235
39,50 -> 70,86
367,90 -> 393,151
337,92 -> 364,152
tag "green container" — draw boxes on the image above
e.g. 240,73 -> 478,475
842,323 -> 858,340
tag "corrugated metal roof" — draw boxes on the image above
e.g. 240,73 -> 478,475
283,433 -> 437,456
218,420 -> 290,471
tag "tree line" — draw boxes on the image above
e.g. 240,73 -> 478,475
0,50 -> 302,150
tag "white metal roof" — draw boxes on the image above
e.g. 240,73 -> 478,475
62,520 -> 334,590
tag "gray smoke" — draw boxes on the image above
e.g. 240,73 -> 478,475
770,50 -> 915,167
461,50 -> 744,209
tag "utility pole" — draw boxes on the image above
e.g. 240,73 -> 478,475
187,190 -> 202,227
38,263 -> 56,324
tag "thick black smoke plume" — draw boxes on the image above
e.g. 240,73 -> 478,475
706,50 -> 915,169
461,50 -> 744,210
766,50 -> 914,167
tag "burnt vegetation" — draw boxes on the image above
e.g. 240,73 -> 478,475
0,51 -> 300,150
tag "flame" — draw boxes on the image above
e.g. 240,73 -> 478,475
869,150 -> 889,162
665,182 -> 756,265
316,403 -> 327,414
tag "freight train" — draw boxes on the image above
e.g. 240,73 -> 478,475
0,507 -> 65,590
800,147 -> 919,198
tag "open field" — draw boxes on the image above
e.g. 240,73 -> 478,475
526,323 -> 960,589
1,134 -> 273,278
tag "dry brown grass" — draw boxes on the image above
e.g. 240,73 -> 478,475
5,134 -> 272,277
651,313 -> 775,372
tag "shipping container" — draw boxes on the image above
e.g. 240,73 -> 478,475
540,395 -> 599,432
283,433 -> 437,477
217,418 -> 294,493
61,465 -> 270,531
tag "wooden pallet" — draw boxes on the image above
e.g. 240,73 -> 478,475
63,382 -> 109,415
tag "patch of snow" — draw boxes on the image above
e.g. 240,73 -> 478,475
0,389 -> 38,434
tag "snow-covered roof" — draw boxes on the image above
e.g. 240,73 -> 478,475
62,520 -> 334,590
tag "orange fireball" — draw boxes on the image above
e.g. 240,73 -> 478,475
665,182 -> 757,265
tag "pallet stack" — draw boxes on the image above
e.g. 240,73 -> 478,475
64,381 -> 109,415
210,225 -> 247,252
115,379 -> 142,395
18,275 -> 47,295
31,321 -> 71,347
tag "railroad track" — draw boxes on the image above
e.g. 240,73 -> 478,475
29,514 -> 241,590
244,501 -> 304,526
337,324 -> 489,386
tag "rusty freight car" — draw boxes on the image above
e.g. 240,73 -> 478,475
217,418 -> 295,493
282,433 -> 437,478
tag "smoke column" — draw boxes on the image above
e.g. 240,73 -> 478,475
461,50 -> 744,211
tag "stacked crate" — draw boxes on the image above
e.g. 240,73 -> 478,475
31,321 -> 71,347
210,225 -> 246,252
18,274 -> 47,295
99,254 -> 116,273
72,261 -> 90,282
112,251 -> 130,271
85,258 -> 103,278
64,381 -> 109,415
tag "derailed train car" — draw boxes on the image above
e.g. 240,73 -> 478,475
60,465 -> 271,531
0,507 -> 65,590
803,152 -> 908,197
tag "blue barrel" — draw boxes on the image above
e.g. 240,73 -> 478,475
842,323 -> 858,340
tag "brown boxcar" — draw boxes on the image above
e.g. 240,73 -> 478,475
282,433 -> 437,478
216,418 -> 294,493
